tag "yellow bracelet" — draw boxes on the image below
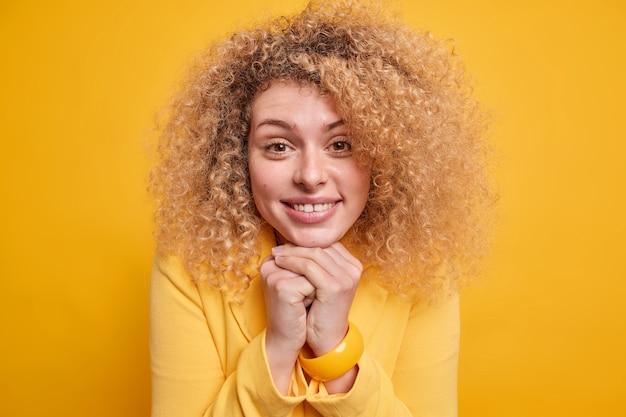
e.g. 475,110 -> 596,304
298,322 -> 364,382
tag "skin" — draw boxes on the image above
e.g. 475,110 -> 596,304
248,80 -> 370,394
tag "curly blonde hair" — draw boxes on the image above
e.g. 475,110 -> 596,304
150,0 -> 495,300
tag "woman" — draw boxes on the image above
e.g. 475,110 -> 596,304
149,1 -> 493,416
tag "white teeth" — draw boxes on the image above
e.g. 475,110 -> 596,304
291,203 -> 334,212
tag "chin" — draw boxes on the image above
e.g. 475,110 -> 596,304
282,230 -> 345,248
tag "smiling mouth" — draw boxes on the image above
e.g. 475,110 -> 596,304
288,202 -> 336,213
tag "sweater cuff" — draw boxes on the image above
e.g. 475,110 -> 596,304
306,350 -> 379,417
236,331 -> 307,415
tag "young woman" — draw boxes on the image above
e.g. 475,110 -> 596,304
149,1 -> 493,416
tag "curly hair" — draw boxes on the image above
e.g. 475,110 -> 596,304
150,0 -> 495,301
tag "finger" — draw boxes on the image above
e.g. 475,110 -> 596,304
274,259 -> 358,311
263,265 -> 316,304
327,242 -> 363,271
262,254 -> 312,283
273,243 -> 361,273
272,251 -> 335,289
316,244 -> 362,281
273,246 -> 340,276
273,246 -> 361,288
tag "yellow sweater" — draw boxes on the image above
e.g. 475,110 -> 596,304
150,229 -> 460,417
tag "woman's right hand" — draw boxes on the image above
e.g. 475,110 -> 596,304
260,254 -> 316,394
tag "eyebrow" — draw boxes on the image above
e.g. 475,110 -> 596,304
255,118 -> 346,132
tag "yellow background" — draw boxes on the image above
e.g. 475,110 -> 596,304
1,0 -> 624,415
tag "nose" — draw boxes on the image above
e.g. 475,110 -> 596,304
293,150 -> 328,190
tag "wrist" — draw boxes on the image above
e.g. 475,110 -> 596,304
264,333 -> 301,395
309,328 -> 348,356
298,322 -> 364,382
265,333 -> 301,364
324,364 -> 359,394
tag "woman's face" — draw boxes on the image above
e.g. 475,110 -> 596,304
248,80 -> 370,247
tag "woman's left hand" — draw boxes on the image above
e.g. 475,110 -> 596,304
271,242 -> 363,356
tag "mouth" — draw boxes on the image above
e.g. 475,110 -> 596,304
286,202 -> 336,213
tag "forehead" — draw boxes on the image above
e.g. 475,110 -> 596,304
250,80 -> 340,122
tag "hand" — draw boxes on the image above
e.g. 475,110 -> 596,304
260,255 -> 317,352
271,242 -> 363,356
260,254 -> 316,394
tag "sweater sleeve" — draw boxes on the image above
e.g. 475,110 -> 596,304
306,294 -> 460,417
149,257 -> 307,417
393,294 -> 460,416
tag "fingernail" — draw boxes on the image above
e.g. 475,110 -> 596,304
272,246 -> 284,254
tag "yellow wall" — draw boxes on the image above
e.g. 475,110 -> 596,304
1,1 -> 624,415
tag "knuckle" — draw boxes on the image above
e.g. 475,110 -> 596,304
273,278 -> 290,293
302,258 -> 317,275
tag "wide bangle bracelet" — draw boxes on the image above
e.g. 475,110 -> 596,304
298,322 -> 364,382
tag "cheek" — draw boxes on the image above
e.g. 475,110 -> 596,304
354,166 -> 371,201
248,159 -> 262,190
247,165 -> 262,202
248,165 -> 274,211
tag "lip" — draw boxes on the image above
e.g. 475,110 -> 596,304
282,199 -> 341,224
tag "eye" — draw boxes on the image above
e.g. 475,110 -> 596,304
268,142 -> 289,152
328,140 -> 352,154
263,140 -> 293,158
